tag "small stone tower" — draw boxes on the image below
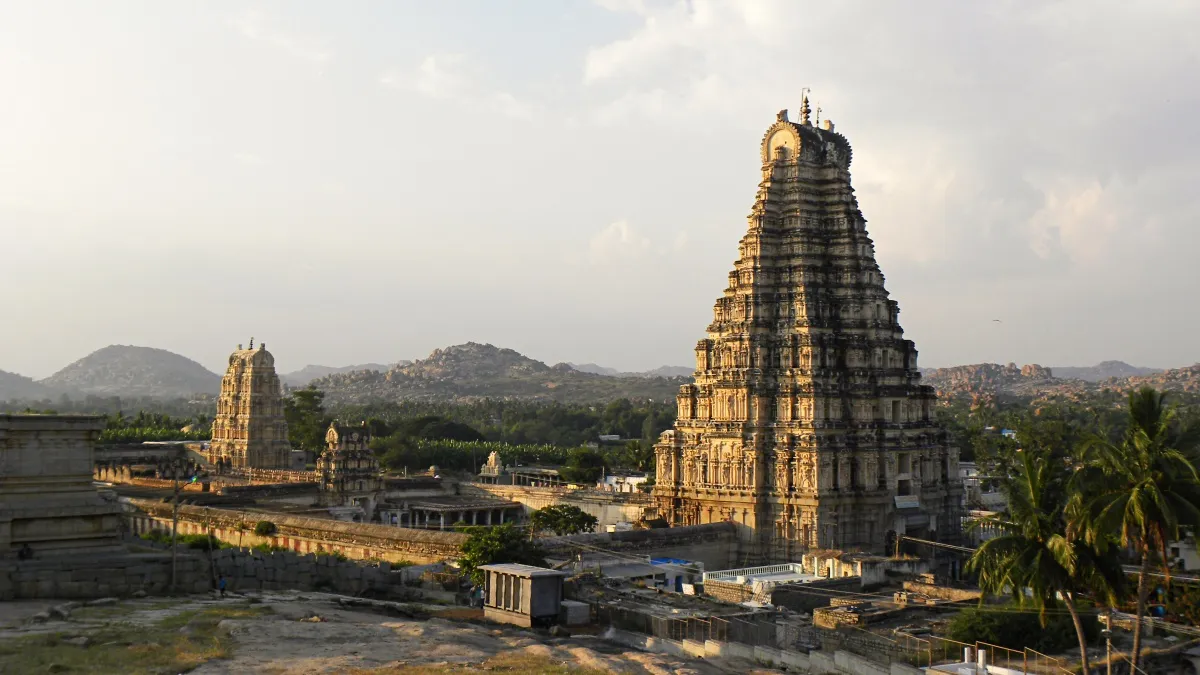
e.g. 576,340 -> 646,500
317,421 -> 382,513
208,341 -> 291,469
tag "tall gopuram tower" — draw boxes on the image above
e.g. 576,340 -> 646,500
208,340 -> 292,469
653,101 -> 963,561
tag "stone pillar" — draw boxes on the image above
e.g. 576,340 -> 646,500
485,510 -> 492,525
439,513 -> 446,530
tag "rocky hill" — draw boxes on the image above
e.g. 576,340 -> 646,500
922,363 -> 1057,400
280,363 -> 399,387
924,361 -> 1200,402
312,342 -> 688,404
39,345 -> 221,398
1111,363 -> 1200,394
1050,360 -> 1161,382
0,370 -> 54,401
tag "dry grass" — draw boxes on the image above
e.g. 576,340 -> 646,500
0,603 -> 271,674
344,651 -> 616,675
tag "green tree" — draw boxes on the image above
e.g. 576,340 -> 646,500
284,387 -> 330,459
530,504 -> 598,536
458,523 -> 546,585
620,440 -> 655,472
967,446 -> 1122,674
1074,387 -> 1200,671
945,602 -> 1099,655
559,447 -> 605,484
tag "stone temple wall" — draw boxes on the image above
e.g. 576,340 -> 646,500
0,551 -> 211,599
124,498 -> 466,564
0,542 -> 445,601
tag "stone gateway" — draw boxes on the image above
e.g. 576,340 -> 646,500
652,101 -> 963,561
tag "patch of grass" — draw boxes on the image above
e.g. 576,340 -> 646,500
72,599 -> 179,622
345,652 -> 611,675
0,603 -> 272,674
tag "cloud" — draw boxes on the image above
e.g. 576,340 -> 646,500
230,10 -> 332,67
380,54 -> 539,121
583,0 -> 1200,277
588,220 -> 651,263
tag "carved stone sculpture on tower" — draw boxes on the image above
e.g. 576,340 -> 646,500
652,104 -> 963,560
208,342 -> 292,469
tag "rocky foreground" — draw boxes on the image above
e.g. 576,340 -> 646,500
0,592 -> 778,674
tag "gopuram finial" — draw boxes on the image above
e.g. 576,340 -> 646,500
800,89 -> 812,126
248,337 -> 254,349
815,102 -> 821,126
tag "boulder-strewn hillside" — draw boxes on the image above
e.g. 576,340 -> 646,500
280,363 -> 399,387
40,345 -> 221,398
924,361 -> 1199,402
1050,360 -> 1161,382
312,342 -> 688,404
1114,364 -> 1200,394
0,370 -> 53,401
923,363 -> 1056,399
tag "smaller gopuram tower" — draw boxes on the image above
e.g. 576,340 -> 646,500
317,421 -> 382,513
208,340 -> 291,469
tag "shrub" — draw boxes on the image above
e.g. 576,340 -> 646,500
254,520 -> 277,536
945,602 -> 1099,654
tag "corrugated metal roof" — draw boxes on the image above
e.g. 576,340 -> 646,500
480,563 -> 567,577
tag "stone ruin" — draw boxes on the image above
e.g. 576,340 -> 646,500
0,414 -> 123,557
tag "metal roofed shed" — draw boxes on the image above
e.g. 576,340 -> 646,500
480,563 -> 567,628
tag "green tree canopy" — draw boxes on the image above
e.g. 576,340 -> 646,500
284,387 -> 330,455
530,504 -> 598,536
967,445 -> 1123,674
560,447 -> 606,484
1072,387 -> 1200,670
458,523 -> 546,585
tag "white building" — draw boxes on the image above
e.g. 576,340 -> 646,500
597,473 -> 648,493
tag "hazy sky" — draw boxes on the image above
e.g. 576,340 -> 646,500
3,1 -> 1198,378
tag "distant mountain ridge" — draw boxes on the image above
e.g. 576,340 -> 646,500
0,370 -> 53,401
280,362 -> 403,387
2,347 -> 1190,405
567,362 -> 693,378
39,345 -> 221,399
312,342 -> 687,404
1049,360 -> 1161,382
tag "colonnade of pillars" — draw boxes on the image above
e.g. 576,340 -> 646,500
510,473 -> 564,487
409,508 -> 511,530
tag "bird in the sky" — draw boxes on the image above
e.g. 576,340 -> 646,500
992,319 -> 1002,323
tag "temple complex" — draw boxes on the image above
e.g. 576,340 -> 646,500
208,340 -> 292,469
653,100 -> 963,561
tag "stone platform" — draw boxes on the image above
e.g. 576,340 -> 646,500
0,415 -> 124,557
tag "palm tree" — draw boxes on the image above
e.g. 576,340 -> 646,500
967,447 -> 1119,674
1075,387 -> 1200,671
